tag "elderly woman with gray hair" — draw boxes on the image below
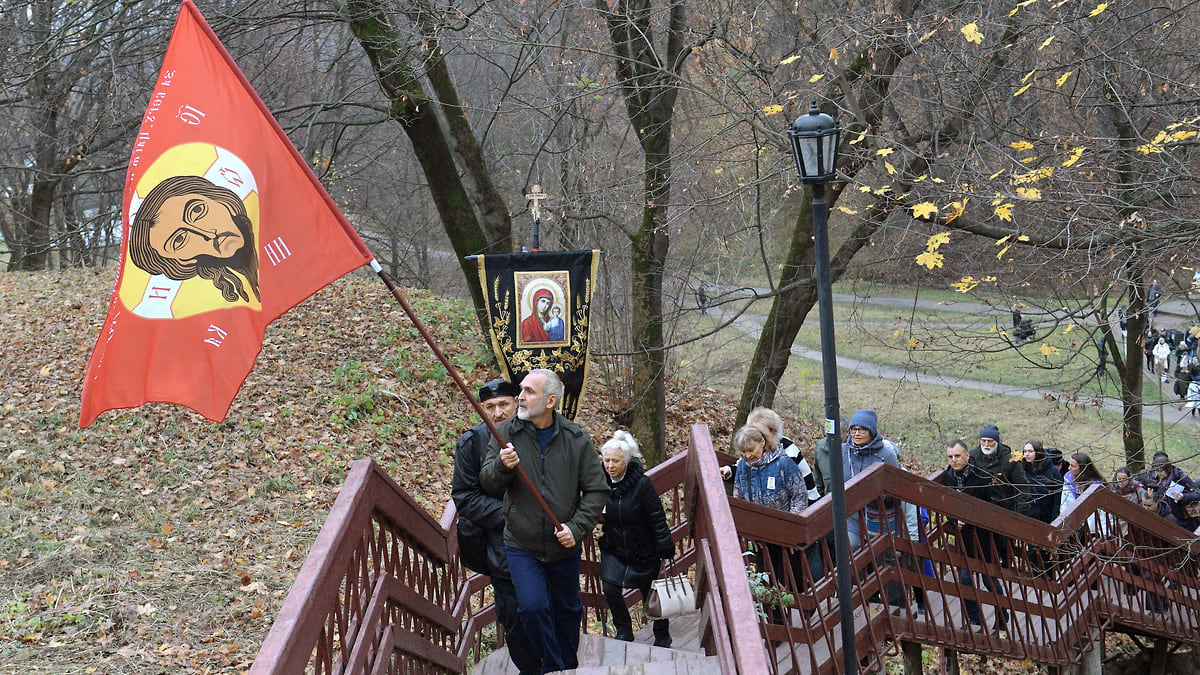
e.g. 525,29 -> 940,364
598,430 -> 675,647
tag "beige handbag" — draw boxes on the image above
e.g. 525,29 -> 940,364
645,558 -> 697,620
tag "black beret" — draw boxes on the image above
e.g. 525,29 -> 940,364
478,379 -> 520,402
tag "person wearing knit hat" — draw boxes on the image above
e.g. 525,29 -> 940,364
451,379 -> 539,674
970,423 -> 1030,516
841,409 -> 907,609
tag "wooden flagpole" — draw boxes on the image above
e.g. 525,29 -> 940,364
371,260 -> 562,530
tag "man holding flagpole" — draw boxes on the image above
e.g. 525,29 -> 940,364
480,369 -> 608,673
452,379 -> 540,675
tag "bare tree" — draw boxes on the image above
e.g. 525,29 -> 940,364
0,0 -> 171,270
724,0 -> 1200,471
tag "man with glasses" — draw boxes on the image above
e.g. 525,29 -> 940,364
842,409 -> 906,610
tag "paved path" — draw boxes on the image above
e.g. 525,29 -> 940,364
702,283 -> 1200,325
713,300 -> 1200,430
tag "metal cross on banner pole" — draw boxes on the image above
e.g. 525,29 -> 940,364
525,185 -> 548,252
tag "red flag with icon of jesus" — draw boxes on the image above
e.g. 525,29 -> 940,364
79,0 -> 373,428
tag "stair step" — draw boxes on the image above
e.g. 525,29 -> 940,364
471,633 -> 720,675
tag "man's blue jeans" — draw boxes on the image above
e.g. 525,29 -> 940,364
505,546 -> 582,673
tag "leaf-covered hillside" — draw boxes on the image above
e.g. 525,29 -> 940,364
0,269 -> 737,674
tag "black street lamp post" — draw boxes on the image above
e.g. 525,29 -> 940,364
788,100 -> 855,673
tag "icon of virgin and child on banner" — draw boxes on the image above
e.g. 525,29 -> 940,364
474,250 -> 599,420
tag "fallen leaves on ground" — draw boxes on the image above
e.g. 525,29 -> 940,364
0,270 -> 743,673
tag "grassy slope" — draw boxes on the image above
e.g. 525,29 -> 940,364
674,294 -> 1200,476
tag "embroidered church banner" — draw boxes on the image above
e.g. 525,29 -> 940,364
475,251 -> 599,420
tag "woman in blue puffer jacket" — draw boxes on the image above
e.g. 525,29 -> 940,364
731,425 -> 808,625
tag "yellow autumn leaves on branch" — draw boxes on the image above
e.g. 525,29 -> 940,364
1137,118 -> 1200,154
915,232 -> 950,269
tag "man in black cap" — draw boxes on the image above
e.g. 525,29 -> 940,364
451,379 -> 539,675
970,424 -> 1030,516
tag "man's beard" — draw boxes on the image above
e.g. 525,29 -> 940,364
195,213 -> 260,303
518,401 -> 545,421
981,445 -> 997,456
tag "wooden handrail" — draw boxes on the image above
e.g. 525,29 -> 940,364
250,458 -> 459,675
722,459 -> 1200,672
684,424 -> 770,674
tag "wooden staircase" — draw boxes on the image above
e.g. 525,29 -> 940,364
249,426 -> 1200,675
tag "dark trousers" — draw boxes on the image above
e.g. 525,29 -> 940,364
505,546 -> 582,673
959,567 -> 1005,625
493,575 -> 541,675
960,531 -> 1007,627
602,580 -> 670,641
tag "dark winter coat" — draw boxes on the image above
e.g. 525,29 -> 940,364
1023,457 -> 1063,524
942,463 -> 1002,560
452,422 -> 510,578
480,412 -> 609,563
1150,467 -> 1200,530
598,459 -> 674,581
970,443 -> 1031,516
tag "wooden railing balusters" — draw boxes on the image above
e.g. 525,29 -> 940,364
250,429 -> 1200,674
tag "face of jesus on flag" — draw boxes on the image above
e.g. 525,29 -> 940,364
120,143 -> 263,318
134,177 -> 256,295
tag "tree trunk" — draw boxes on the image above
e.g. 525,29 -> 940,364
739,210 -> 816,415
1105,90 -> 1149,473
24,175 -> 55,270
600,0 -> 688,464
24,1 -> 58,272
625,114 -> 672,465
345,0 -> 510,334
737,201 -> 817,418
735,196 -> 884,426
901,640 -> 923,675
1120,276 -> 1148,472
630,203 -> 667,464
943,648 -> 960,675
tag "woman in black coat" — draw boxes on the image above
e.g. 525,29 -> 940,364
598,431 -> 675,647
1021,440 -> 1063,524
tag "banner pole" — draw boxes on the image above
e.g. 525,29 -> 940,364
370,260 -> 562,529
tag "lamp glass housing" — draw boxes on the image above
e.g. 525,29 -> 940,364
788,102 -> 841,184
